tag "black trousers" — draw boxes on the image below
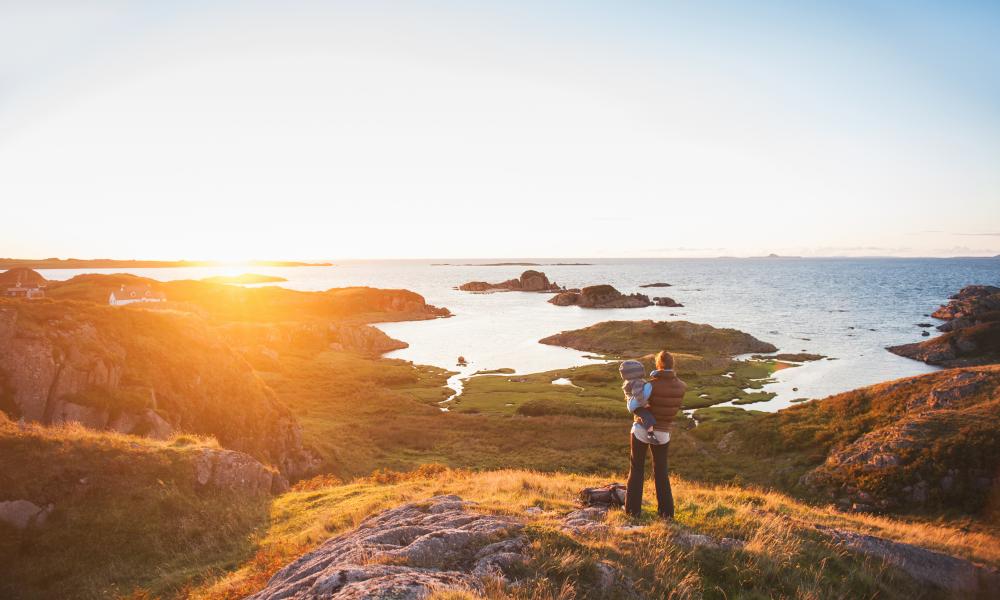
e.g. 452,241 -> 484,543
624,433 -> 674,518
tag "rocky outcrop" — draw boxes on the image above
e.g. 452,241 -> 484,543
248,495 -> 528,599
639,282 -> 671,288
818,526 -> 1000,598
653,297 -> 683,307
193,448 -> 288,495
458,270 -> 562,293
794,367 -> 1000,514
0,302 -> 317,478
888,285 -> 1000,367
549,285 -> 652,308
540,320 -> 777,357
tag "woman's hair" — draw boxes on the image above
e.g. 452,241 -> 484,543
655,350 -> 674,370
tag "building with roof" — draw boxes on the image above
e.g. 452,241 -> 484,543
108,284 -> 166,306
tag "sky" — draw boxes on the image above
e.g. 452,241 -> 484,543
1,1 -> 999,260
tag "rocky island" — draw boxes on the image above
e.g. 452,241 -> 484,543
539,319 -> 777,357
888,285 -> 1000,366
457,269 -> 562,292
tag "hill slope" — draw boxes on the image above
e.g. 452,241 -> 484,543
190,468 -> 1000,600
0,299 -> 315,476
699,366 -> 1000,517
0,415 -> 276,600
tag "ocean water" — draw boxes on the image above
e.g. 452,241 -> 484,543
38,258 -> 999,411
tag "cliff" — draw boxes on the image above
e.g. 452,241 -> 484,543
0,299 -> 316,477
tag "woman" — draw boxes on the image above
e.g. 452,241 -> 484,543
624,350 -> 686,519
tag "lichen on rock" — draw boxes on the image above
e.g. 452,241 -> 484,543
247,495 -> 528,599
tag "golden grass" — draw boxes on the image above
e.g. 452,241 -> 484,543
187,467 -> 1000,600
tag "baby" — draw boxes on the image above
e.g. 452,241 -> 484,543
619,360 -> 656,441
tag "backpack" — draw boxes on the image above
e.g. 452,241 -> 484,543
579,483 -> 627,508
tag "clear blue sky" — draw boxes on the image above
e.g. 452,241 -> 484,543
1,1 -> 998,259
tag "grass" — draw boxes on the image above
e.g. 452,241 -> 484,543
538,320 -> 778,357
0,417 -> 269,600
186,467 -> 1000,600
453,357 -> 779,415
722,366 -> 1000,517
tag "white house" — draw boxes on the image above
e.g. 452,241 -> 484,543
108,284 -> 166,306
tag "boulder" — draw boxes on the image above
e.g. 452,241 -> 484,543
653,297 -> 683,307
818,526 -> 1000,597
192,448 -> 285,496
247,495 -> 527,599
0,500 -> 53,530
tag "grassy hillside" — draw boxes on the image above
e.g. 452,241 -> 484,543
187,468 -> 1000,600
694,366 -> 1000,519
0,416 -> 272,600
45,273 -> 448,323
0,299 -> 311,475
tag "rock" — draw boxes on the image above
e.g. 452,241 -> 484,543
639,282 -> 672,288
653,297 -> 683,307
192,448 -> 285,496
562,506 -> 610,535
458,270 -> 561,293
0,500 -> 53,529
673,532 -> 746,551
796,367 -> 1000,514
716,431 -> 741,453
889,285 -> 1000,366
247,495 -> 526,599
549,285 -> 652,309
818,526 -> 1000,597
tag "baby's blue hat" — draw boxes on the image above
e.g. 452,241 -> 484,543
619,360 -> 645,381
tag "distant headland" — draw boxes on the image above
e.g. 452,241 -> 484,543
0,258 -> 333,269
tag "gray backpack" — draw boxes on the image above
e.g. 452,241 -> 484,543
579,483 -> 627,508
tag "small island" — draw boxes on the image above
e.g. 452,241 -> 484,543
549,284 -> 653,308
457,270 -> 562,292
539,319 -> 777,357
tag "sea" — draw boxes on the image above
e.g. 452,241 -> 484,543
36,258 -> 1000,412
